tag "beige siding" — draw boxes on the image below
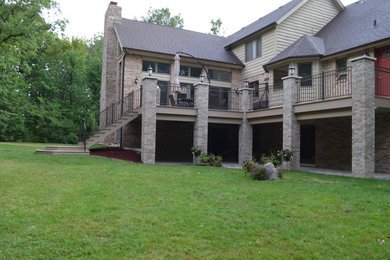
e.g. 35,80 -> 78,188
232,29 -> 276,80
276,0 -> 340,53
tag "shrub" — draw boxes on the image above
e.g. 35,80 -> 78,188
277,169 -> 284,179
250,166 -> 267,180
260,153 -> 280,166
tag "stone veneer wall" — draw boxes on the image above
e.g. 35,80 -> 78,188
123,54 -> 142,95
252,123 -> 282,158
156,121 -> 194,162
122,116 -> 141,148
315,117 -> 352,170
375,113 -> 390,174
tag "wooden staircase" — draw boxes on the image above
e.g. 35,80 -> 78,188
35,88 -> 142,156
85,111 -> 138,147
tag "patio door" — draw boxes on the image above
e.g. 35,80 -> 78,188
157,81 -> 168,106
375,46 -> 390,96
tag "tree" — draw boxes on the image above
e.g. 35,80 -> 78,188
210,18 -> 223,35
141,7 -> 184,29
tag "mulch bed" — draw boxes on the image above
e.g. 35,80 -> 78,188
89,147 -> 141,163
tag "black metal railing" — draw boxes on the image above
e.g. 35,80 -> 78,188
375,66 -> 390,97
79,87 -> 142,150
297,67 -> 352,103
252,83 -> 284,110
161,83 -> 195,108
209,87 -> 239,111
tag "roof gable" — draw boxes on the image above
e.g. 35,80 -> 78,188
225,0 -> 304,48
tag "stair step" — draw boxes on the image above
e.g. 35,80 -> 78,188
45,145 -> 84,151
35,149 -> 90,155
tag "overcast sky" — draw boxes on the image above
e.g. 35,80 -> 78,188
53,0 -> 358,39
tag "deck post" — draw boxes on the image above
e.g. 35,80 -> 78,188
282,75 -> 301,169
350,55 -> 376,178
193,82 -> 210,157
141,76 -> 158,164
237,88 -> 253,164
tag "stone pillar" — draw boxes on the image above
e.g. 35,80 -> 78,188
238,88 -> 253,164
141,76 -> 158,164
282,75 -> 301,169
193,82 -> 210,154
350,55 -> 376,178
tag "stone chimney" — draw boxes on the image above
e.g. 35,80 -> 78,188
100,2 -> 122,112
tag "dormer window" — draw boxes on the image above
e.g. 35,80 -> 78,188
245,36 -> 262,62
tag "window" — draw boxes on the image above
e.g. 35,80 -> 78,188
298,63 -> 312,86
245,36 -> 262,62
273,65 -> 289,89
142,60 -> 170,74
336,58 -> 347,80
249,81 -> 259,97
180,65 -> 202,78
190,67 -> 202,77
209,69 -> 232,82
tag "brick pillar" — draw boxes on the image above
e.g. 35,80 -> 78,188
141,76 -> 158,164
282,75 -> 301,169
238,88 -> 253,164
193,82 -> 210,154
350,55 -> 376,178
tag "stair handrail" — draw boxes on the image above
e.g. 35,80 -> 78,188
79,87 -> 142,150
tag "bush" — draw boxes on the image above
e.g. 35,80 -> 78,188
250,166 -> 267,180
260,153 -> 280,166
277,169 -> 284,179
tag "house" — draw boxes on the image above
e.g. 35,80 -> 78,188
90,0 -> 390,178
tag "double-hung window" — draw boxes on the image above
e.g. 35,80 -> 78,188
245,37 -> 262,62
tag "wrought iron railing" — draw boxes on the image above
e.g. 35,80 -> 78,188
160,83 -> 195,108
375,66 -> 390,97
252,83 -> 284,110
297,67 -> 352,103
208,87 -> 239,111
79,87 -> 142,150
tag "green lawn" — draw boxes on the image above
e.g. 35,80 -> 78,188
0,143 -> 389,259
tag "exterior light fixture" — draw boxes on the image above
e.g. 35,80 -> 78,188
147,65 -> 153,76
244,80 -> 249,88
288,64 -> 295,76
200,73 -> 205,82
134,77 -> 139,84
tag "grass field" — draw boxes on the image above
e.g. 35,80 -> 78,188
0,142 -> 389,259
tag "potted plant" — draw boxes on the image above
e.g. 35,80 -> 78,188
199,152 -> 210,164
242,159 -> 256,173
191,146 -> 202,157
277,149 -> 293,170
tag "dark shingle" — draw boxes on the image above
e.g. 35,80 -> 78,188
265,0 -> 390,68
316,0 -> 390,56
114,19 -> 243,66
225,0 -> 304,47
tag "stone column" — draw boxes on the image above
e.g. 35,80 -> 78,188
238,88 -> 253,164
193,82 -> 210,154
282,75 -> 301,169
350,55 -> 376,178
141,76 -> 158,164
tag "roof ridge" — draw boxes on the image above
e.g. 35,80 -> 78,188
120,17 -> 228,40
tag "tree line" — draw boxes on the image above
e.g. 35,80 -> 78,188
0,1 -> 222,144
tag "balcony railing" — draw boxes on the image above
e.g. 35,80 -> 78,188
209,86 -> 239,111
159,83 -> 195,108
297,67 -> 352,103
252,83 -> 284,110
375,66 -> 390,97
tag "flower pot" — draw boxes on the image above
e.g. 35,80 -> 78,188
282,160 -> 291,171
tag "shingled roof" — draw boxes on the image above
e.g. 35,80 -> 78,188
264,0 -> 390,68
225,0 -> 304,48
114,19 -> 243,66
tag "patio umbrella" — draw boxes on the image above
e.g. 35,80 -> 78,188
172,53 -> 181,93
